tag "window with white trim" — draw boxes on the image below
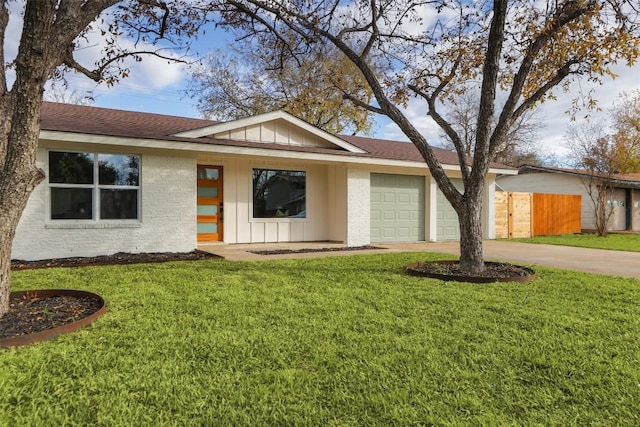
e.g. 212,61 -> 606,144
49,151 -> 140,220
252,169 -> 306,218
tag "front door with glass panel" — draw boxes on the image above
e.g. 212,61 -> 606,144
197,165 -> 223,242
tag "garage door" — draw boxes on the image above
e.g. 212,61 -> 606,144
371,173 -> 425,242
436,179 -> 463,241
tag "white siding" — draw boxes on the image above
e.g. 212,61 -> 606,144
327,165 -> 347,242
13,148 -> 196,261
483,178 -> 497,239
346,168 -> 370,246
213,118 -> 334,149
217,157 -> 331,244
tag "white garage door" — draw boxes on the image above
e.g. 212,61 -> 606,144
436,179 -> 463,241
370,173 -> 425,242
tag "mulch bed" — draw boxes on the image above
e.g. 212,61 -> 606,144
250,245 -> 382,255
407,260 -> 536,283
10,250 -> 220,271
1,293 -> 103,340
3,251 -> 220,342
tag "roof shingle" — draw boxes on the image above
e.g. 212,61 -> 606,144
39,102 -> 510,169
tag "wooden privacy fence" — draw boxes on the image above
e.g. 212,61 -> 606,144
495,192 -> 581,238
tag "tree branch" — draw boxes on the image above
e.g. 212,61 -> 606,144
408,83 -> 471,183
64,46 -> 189,83
506,58 -> 580,137
342,93 -> 384,115
492,1 -> 593,154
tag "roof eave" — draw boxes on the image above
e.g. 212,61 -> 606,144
41,130 -> 500,173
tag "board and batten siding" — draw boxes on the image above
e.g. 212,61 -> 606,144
13,147 -> 196,261
213,118 -> 335,149
215,157 -> 332,244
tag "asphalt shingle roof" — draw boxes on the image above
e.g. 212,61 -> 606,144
518,164 -> 640,184
40,102 -> 506,169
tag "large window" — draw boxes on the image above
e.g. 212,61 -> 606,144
252,169 -> 306,218
49,151 -> 140,220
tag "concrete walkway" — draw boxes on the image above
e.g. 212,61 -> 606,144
199,240 -> 640,279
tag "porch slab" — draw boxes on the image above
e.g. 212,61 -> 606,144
197,242 -> 396,261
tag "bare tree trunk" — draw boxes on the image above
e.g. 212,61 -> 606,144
0,95 -> 46,317
0,109 -> 45,317
456,190 -> 485,273
0,1 -> 54,317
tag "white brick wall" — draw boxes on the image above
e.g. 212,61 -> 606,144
345,168 -> 370,246
12,148 -> 197,261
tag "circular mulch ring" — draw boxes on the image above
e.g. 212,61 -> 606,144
407,261 -> 537,283
0,290 -> 106,349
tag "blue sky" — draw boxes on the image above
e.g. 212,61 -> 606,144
5,3 -> 640,159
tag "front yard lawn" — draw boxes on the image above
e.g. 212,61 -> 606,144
510,233 -> 640,252
2,252 -> 639,426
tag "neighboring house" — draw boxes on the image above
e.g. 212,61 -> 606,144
12,102 -> 515,261
497,165 -> 640,232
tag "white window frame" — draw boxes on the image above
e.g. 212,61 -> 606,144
250,167 -> 308,222
48,150 -> 141,223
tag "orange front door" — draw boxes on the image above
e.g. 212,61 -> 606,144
197,165 -> 223,242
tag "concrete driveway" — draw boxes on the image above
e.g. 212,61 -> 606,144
386,241 -> 640,279
201,240 -> 640,279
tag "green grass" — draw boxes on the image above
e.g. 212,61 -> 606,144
2,253 -> 640,426
510,233 -> 640,252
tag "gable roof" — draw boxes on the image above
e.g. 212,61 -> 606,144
38,102 -> 513,172
173,110 -> 366,153
517,164 -> 640,186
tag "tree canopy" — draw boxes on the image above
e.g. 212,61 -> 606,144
611,90 -> 640,173
186,45 -> 374,134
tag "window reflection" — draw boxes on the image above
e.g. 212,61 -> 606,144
252,169 -> 306,218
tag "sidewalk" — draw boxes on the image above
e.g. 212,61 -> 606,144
199,240 -> 640,279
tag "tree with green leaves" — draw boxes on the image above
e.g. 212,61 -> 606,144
214,0 -> 640,273
186,45 -> 374,134
0,0 -> 209,318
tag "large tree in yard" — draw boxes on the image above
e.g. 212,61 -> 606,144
0,0 -> 207,318
215,0 -> 640,273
